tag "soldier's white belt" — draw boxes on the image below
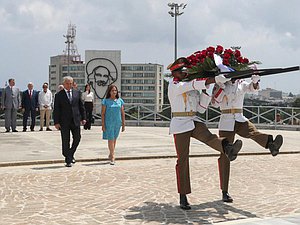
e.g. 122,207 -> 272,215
172,112 -> 197,117
221,108 -> 243,114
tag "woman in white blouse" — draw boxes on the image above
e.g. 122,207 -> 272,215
81,84 -> 95,130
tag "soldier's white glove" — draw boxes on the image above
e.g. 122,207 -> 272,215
215,75 -> 231,84
251,75 -> 260,84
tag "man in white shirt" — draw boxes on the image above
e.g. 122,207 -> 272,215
38,83 -> 53,131
167,58 -> 243,210
212,75 -> 283,203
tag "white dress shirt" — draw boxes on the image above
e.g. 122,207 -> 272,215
168,79 -> 210,134
214,79 -> 259,131
38,89 -> 53,110
82,91 -> 94,102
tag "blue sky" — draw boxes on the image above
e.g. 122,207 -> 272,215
0,0 -> 299,94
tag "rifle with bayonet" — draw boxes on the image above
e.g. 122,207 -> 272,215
182,66 -> 299,81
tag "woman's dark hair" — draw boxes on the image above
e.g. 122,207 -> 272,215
84,83 -> 91,93
106,85 -> 119,99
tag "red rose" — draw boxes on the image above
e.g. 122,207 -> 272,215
216,45 -> 224,54
223,59 -> 229,65
223,53 -> 231,59
237,56 -> 243,63
201,50 -> 207,56
243,58 -> 249,64
224,49 -> 233,55
234,50 -> 241,58
207,46 -> 215,53
207,52 -> 214,58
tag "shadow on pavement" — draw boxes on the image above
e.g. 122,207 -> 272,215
124,201 -> 257,224
31,165 -> 66,170
82,162 -> 111,166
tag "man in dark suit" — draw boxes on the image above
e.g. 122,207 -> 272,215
53,76 -> 86,167
21,82 -> 39,131
1,78 -> 21,132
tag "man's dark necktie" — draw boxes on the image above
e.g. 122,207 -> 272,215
67,90 -> 72,103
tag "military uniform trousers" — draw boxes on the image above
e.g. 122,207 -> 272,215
173,121 -> 225,194
218,120 -> 269,192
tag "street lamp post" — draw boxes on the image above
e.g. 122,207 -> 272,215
168,3 -> 187,61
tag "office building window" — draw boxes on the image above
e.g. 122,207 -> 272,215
144,66 -> 155,71
144,79 -> 155,84
144,92 -> 155,97
122,66 -> 143,71
122,92 -> 132,97
144,73 -> 155,77
133,93 -> 142,97
121,73 -> 133,78
144,86 -> 155,91
133,73 -> 143,78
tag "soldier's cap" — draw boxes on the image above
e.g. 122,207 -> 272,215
167,57 -> 190,72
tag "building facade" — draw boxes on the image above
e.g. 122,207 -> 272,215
49,55 -> 85,95
121,63 -> 164,112
259,88 -> 283,100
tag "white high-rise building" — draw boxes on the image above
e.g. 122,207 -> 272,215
121,63 -> 164,112
49,55 -> 85,95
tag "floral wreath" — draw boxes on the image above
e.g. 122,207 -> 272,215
184,45 -> 260,80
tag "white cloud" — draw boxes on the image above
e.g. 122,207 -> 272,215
18,1 -> 59,31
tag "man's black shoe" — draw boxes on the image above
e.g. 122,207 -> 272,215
65,163 -> 72,167
179,194 -> 191,210
223,139 -> 242,161
222,191 -> 233,203
23,129 -> 27,132
46,128 -> 52,131
12,130 -> 18,132
5,130 -> 10,132
30,128 -> 34,131
268,135 -> 283,156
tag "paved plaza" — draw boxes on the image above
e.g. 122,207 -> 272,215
0,126 -> 299,165
0,126 -> 300,224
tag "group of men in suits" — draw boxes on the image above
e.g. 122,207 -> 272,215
1,79 -> 53,132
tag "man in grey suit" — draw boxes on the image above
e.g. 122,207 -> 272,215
1,78 -> 21,132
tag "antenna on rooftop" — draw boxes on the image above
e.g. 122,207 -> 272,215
63,23 -> 81,75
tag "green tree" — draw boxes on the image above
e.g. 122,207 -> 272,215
292,98 -> 300,107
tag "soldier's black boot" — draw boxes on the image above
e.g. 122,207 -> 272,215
267,135 -> 283,156
222,139 -> 243,161
222,191 -> 233,203
179,194 -> 191,210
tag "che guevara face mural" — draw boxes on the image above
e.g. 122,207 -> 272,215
86,58 -> 118,99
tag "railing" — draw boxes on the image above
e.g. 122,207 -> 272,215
93,104 -> 300,130
1,105 -> 300,130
